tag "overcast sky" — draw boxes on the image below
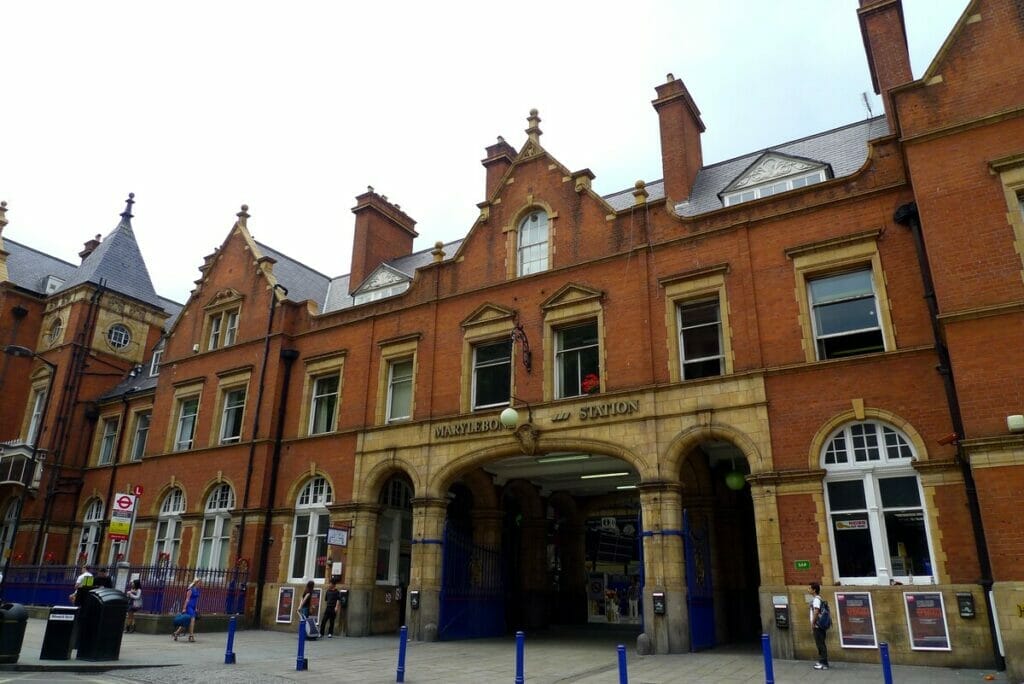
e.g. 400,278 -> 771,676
2,1 -> 966,305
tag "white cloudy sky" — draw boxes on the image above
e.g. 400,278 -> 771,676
2,1 -> 966,305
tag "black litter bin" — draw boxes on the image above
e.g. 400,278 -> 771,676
76,588 -> 129,661
40,605 -> 78,660
0,602 -> 28,664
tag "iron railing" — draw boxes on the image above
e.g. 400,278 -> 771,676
1,564 -> 248,615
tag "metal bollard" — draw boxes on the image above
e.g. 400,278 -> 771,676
617,644 -> 628,684
396,625 -> 408,683
296,616 -> 308,671
880,642 -> 893,684
224,614 -> 237,665
515,630 -> 525,684
761,633 -> 775,684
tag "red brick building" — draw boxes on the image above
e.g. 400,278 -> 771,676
0,0 -> 1021,675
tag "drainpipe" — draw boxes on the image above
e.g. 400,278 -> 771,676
100,387 -> 136,565
893,201 -> 1005,671
236,283 -> 288,568
252,346 -> 299,627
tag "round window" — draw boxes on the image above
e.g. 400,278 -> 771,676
107,324 -> 131,350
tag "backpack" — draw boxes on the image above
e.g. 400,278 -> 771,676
816,599 -> 832,630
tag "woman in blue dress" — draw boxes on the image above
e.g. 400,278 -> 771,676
173,577 -> 202,642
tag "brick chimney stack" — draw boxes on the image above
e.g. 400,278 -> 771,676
481,136 -> 517,200
79,234 -> 102,262
858,0 -> 913,132
349,187 -> 418,294
652,73 -> 705,207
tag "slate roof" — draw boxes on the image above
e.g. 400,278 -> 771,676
603,116 -> 891,214
3,239 -> 79,295
55,210 -> 164,309
254,241 -> 331,309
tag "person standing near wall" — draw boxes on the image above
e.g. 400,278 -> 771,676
809,582 -> 829,670
322,580 -> 339,638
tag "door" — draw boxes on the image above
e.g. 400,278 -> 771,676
683,509 -> 715,651
438,520 -> 504,640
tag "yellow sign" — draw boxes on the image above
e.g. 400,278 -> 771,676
108,493 -> 137,541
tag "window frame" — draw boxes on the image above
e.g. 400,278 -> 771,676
218,387 -> 247,445
152,488 -> 185,565
517,209 -> 550,276
376,336 -> 419,426
26,387 -> 47,445
107,324 -> 131,351
0,499 -> 22,560
787,230 -> 896,364
130,410 -> 151,462
386,358 -> 414,422
677,298 -> 725,380
471,338 -> 512,411
96,415 -> 120,466
78,498 -> 104,566
724,168 -> 826,207
150,345 -> 164,377
822,421 -> 936,586
198,484 -> 235,570
174,395 -> 200,451
203,295 -> 243,353
554,320 -> 601,399
375,477 -> 413,586
289,477 -> 333,582
807,268 -> 885,360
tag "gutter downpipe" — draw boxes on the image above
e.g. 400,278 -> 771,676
894,201 -> 1005,671
252,346 -> 299,627
236,283 -> 288,569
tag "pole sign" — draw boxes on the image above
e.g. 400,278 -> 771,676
109,493 -> 137,541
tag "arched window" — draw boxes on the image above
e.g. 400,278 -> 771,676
78,499 -> 104,566
822,421 -> 935,585
199,484 -> 235,570
152,488 -> 185,565
517,210 -> 549,276
376,476 -> 413,585
290,477 -> 332,581
0,500 -> 22,559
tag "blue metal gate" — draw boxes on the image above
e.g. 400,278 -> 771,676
438,521 -> 504,640
683,509 -> 715,651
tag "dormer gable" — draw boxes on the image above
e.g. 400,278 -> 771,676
720,151 -> 831,207
351,264 -> 411,305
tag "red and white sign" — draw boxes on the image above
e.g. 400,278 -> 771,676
109,493 -> 137,541
133,484 -> 144,497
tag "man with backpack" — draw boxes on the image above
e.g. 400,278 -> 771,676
809,582 -> 830,670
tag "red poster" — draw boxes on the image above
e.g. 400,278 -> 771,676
836,592 -> 877,648
904,592 -> 951,651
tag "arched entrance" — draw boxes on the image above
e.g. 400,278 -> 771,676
437,447 -> 643,640
680,440 -> 760,650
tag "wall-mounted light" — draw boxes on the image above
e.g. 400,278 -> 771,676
500,395 -> 534,427
1008,414 -> 1024,433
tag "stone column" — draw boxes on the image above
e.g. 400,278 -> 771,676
638,482 -> 687,654
336,502 -> 380,636
749,478 -> 791,659
408,497 -> 447,641
519,516 -> 549,629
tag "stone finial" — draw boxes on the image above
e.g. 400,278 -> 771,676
0,201 -> 7,232
666,73 -> 675,82
431,240 -> 446,263
633,180 -> 649,205
236,204 -> 250,228
120,192 -> 135,220
526,108 -> 542,144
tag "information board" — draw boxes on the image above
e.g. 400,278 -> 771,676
904,592 -> 951,651
836,592 -> 877,648
276,586 -> 295,623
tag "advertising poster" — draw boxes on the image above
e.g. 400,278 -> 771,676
835,592 -> 877,648
276,586 -> 295,623
310,588 -> 322,620
904,592 -> 951,651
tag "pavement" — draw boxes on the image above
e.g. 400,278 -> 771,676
0,617 -> 1013,683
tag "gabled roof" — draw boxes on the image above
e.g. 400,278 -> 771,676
55,196 -> 164,309
602,116 -> 890,215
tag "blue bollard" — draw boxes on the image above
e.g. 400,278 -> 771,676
617,644 -> 628,684
224,614 -> 237,665
880,642 -> 893,684
761,633 -> 775,684
296,616 -> 308,671
396,625 -> 408,683
515,630 -> 525,684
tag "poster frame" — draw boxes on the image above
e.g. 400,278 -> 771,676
835,591 -> 878,649
276,586 -> 295,624
903,591 -> 951,651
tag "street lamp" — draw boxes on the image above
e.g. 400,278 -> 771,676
0,345 -> 56,596
500,396 -> 538,456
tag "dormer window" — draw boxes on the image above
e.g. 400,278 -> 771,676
353,266 -> 411,305
722,152 -> 830,207
150,342 -> 164,377
42,275 -> 64,295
